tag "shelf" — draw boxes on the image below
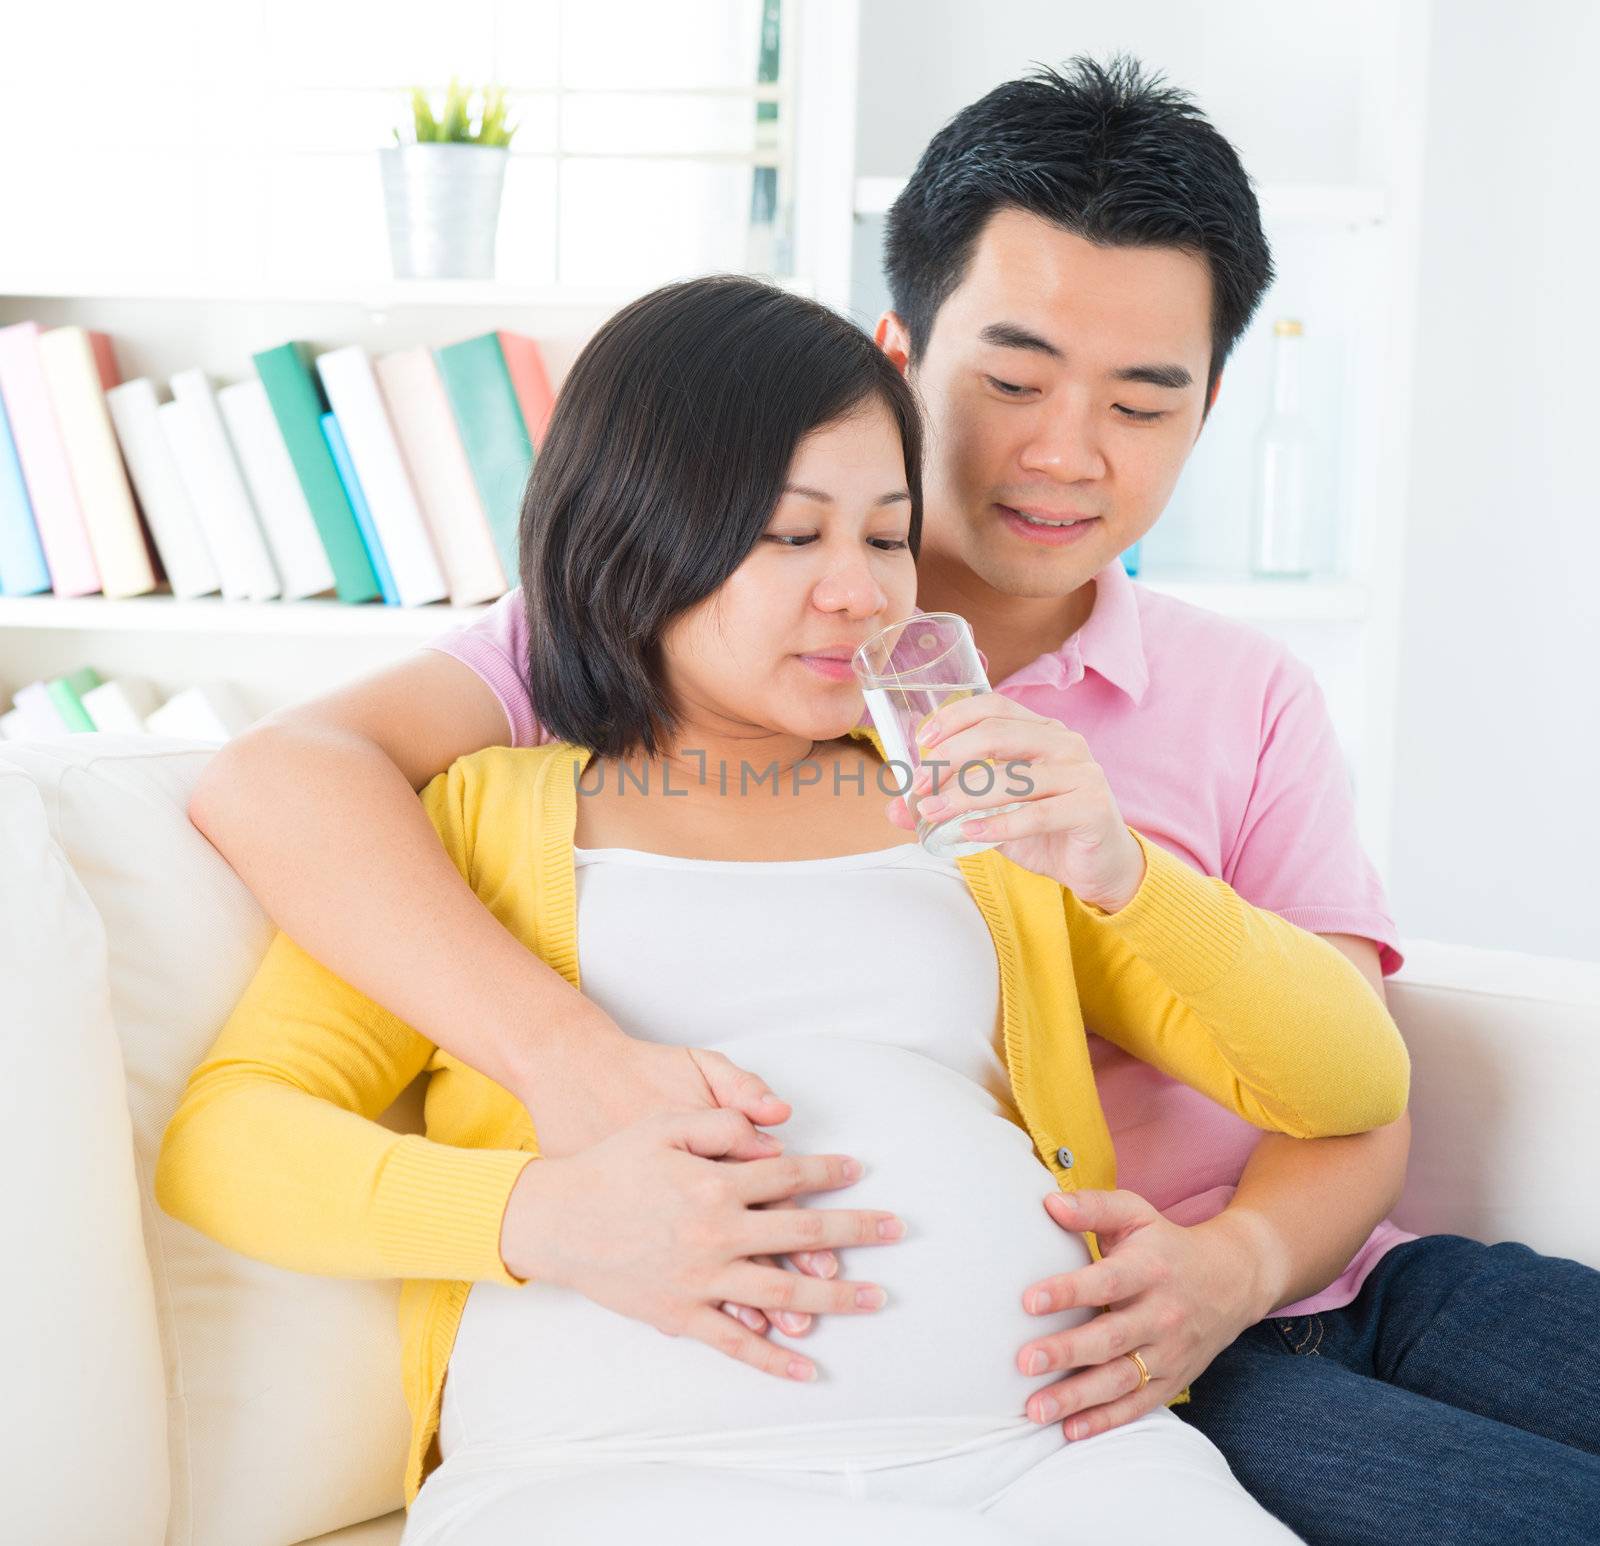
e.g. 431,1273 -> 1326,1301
0,577 -> 1366,640
1134,572 -> 1369,623
0,274 -> 816,311
852,177 -> 1387,227
0,593 -> 493,641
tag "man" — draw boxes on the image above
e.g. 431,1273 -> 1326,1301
192,55 -> 1599,1543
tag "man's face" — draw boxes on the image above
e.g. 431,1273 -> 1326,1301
887,207 -> 1215,600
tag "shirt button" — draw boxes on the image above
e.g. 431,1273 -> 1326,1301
1056,1147 -> 1075,1169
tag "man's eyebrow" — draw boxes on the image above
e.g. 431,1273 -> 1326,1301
784,484 -> 910,506
978,322 -> 1194,391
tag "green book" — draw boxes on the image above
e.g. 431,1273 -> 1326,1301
432,334 -> 534,582
251,342 -> 381,604
47,666 -> 102,731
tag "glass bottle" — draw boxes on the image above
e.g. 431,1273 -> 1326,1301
1251,319 -> 1315,577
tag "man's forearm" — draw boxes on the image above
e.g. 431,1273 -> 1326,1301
1210,1109 -> 1412,1320
188,719 -> 627,1101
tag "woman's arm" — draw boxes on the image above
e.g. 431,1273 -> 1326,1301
1014,931 -> 1411,1441
154,920 -> 537,1285
1067,833 -> 1411,1137
1218,933 -> 1410,1315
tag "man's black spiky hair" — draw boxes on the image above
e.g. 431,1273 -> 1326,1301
883,53 -> 1275,400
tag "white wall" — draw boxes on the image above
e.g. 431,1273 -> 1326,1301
1387,1 -> 1600,960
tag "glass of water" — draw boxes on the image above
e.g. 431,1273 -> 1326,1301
851,612 -> 1026,859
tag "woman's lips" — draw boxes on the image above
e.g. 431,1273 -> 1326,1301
797,654 -> 856,681
997,503 -> 1101,547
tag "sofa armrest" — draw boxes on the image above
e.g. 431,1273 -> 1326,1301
1388,940 -> 1600,1270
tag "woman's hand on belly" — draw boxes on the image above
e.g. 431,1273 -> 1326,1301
528,1040 -> 842,1337
499,1106 -> 906,1383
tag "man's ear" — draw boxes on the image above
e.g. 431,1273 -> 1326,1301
1206,369 -> 1225,415
874,311 -> 913,376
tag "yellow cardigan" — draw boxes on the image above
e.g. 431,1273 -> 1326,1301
155,732 -> 1410,1505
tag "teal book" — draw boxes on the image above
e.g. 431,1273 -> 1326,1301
251,342 -> 380,603
320,412 -> 397,606
0,389 -> 50,595
432,334 -> 533,581
47,666 -> 103,731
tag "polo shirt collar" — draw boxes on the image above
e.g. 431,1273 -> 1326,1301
998,560 -> 1150,704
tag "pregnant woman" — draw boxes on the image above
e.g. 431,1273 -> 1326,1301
156,276 -> 1409,1545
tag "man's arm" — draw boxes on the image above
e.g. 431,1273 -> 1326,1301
1211,933 -> 1411,1318
187,650 -> 633,1110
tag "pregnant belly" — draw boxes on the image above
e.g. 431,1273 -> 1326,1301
440,1034 -> 1096,1459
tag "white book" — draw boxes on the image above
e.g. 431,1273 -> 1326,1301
12,682 -> 72,739
217,379 -> 336,600
144,682 -> 252,743
104,378 -> 220,599
374,347 -> 507,605
81,677 -> 161,733
314,345 -> 447,606
0,708 -> 26,740
164,369 -> 282,601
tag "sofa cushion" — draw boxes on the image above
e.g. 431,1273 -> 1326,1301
0,765 -> 169,1546
295,1511 -> 406,1546
1390,941 -> 1600,1269
0,737 -> 412,1546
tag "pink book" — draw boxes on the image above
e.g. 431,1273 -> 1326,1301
38,326 -> 162,597
0,322 -> 100,596
495,331 -> 556,451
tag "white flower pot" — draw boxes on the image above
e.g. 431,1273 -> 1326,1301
378,143 -> 509,281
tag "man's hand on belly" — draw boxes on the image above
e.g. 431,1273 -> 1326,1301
1012,1188 -> 1268,1441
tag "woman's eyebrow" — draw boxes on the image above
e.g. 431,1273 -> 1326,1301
784,484 -> 911,506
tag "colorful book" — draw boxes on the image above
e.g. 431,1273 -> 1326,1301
252,342 -> 380,604
35,327 -> 161,597
320,412 -> 397,605
0,322 -> 100,595
216,379 -> 336,600
104,378 -> 220,599
373,347 -> 507,604
496,330 -> 556,451
314,346 -> 446,606
0,388 -> 50,595
45,666 -> 103,732
432,333 -> 534,582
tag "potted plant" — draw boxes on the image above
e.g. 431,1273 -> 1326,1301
379,78 -> 519,281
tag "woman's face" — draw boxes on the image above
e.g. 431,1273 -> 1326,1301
659,400 -> 919,745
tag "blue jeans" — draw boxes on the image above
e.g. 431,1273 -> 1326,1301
1174,1234 -> 1600,1545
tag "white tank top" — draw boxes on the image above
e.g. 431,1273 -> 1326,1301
567,840 -> 1020,1125
438,842 -> 1095,1470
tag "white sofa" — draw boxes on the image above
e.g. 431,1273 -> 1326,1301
3,734 -> 1597,1546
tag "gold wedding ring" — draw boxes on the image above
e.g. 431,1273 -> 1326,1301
1124,1349 -> 1151,1390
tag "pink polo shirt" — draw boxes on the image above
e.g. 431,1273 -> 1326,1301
426,561 -> 1413,1319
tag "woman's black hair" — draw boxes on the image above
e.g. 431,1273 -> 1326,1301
517,274 -> 924,760
883,53 -> 1275,406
